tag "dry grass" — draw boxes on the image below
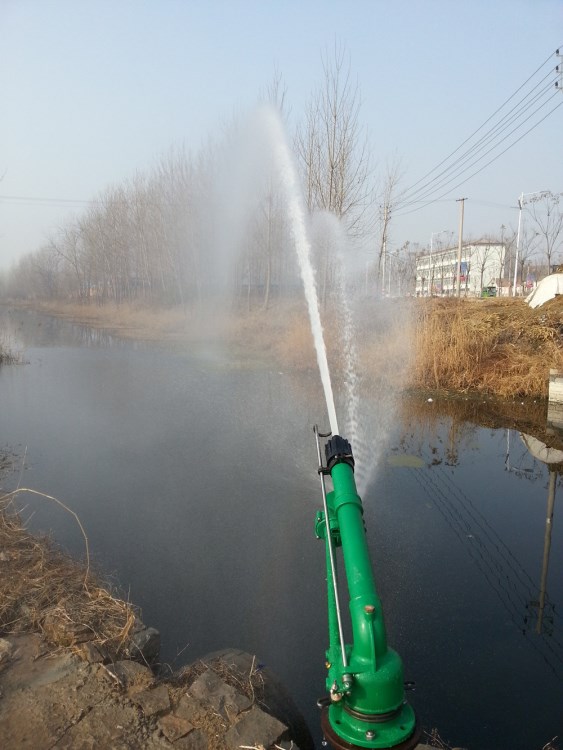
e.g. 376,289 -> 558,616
13,295 -> 563,399
32,300 -> 194,341
273,311 -> 317,369
0,491 -> 137,658
228,296 -> 563,400
173,654 -> 264,703
412,297 -> 563,398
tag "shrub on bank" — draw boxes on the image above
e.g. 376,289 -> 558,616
412,297 -> 563,398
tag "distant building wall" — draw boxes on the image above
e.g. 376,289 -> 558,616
414,242 -> 505,297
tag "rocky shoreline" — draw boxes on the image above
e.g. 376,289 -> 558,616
0,504 -> 444,749
0,494 -> 315,749
0,631 -> 314,750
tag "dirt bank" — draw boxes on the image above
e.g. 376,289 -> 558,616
0,495 -> 315,750
0,633 -> 314,750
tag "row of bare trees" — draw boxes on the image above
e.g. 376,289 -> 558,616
4,147 -> 218,307
489,194 -> 563,292
2,45 -> 406,309
19,45 -> 560,307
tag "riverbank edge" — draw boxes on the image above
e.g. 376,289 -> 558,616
0,501 -> 449,750
6,296 -> 563,402
0,497 -> 316,750
11,298 -> 558,454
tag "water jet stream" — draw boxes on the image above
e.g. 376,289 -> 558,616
260,107 -> 339,436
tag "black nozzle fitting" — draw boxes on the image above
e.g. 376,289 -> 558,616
325,435 -> 355,472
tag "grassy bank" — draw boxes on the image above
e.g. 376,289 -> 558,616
412,297 -> 563,398
8,295 -> 563,399
0,490 -> 136,657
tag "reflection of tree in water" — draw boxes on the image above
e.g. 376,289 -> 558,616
409,455 -> 563,680
396,398 -> 479,467
397,392 -> 558,469
394,399 -> 563,680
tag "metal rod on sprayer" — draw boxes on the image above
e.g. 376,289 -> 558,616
314,425 -> 348,670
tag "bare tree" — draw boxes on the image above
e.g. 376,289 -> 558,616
254,69 -> 291,309
294,43 -> 372,235
258,66 -> 289,120
391,240 -> 417,296
48,224 -> 88,300
32,245 -> 62,299
517,226 -> 542,291
526,192 -> 563,273
376,156 -> 404,294
472,243 -> 493,292
496,225 -> 508,287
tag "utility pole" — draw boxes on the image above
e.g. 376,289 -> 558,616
556,48 -> 563,91
456,198 -> 467,297
513,190 -> 550,296
513,194 -> 523,297
500,224 -> 506,290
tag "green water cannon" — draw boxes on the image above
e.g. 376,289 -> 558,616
313,426 -> 420,750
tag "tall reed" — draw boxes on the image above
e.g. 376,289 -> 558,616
413,298 -> 563,398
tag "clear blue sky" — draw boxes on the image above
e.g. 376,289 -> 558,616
1,0 -> 562,269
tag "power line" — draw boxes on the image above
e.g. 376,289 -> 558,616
398,90 -> 561,212
396,46 -> 563,214
396,98 -> 563,218
0,195 -> 95,207
399,47 -> 561,200
399,78 -> 558,209
400,71 -> 557,208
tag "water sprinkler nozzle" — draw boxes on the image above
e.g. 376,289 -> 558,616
324,434 -> 355,472
314,427 -> 420,750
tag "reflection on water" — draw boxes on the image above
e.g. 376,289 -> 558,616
517,433 -> 561,638
392,402 -> 563,749
1,306 -> 136,350
0,308 -> 562,750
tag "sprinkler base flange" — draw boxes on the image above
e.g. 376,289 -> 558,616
321,708 -> 422,750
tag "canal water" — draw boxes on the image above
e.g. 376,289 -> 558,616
1,308 -> 561,750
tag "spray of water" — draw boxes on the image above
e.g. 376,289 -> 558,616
258,107 -> 339,436
230,106 -> 413,484
308,210 -> 417,495
310,211 -> 371,492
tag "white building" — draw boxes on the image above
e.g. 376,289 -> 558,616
415,241 -> 505,297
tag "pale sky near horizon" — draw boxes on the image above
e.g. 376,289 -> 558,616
1,0 -> 562,270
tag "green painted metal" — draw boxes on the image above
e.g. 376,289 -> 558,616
317,445 -> 418,749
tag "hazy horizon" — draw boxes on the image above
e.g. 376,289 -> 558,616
1,0 -> 562,270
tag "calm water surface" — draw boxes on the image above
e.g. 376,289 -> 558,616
1,308 -> 561,750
